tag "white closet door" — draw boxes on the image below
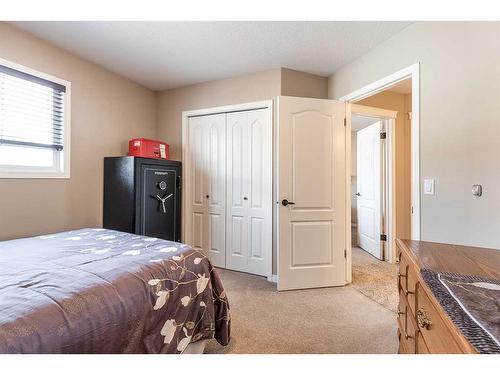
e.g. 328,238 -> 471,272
187,116 -> 207,253
226,109 -> 272,276
188,113 -> 226,267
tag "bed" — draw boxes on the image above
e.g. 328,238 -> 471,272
0,228 -> 230,354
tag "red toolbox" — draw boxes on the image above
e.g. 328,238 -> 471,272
128,138 -> 170,160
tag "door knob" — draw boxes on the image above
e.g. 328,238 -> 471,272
356,192 -> 361,196
243,197 -> 248,200
281,199 -> 295,207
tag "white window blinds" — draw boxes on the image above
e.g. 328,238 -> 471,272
0,64 -> 66,151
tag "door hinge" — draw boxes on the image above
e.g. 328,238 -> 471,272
380,234 -> 387,241
380,132 -> 387,139
344,118 -> 347,127
344,249 -> 347,258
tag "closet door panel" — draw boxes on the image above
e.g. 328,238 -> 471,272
188,114 -> 226,267
226,109 -> 271,276
247,109 -> 272,276
204,114 -> 226,267
188,117 -> 206,253
226,112 -> 250,272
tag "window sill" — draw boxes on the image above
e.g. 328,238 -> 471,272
0,170 -> 70,179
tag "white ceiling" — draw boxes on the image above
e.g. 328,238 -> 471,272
11,21 -> 412,91
352,115 -> 379,132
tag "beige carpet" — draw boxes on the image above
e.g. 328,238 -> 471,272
204,256 -> 398,354
351,246 -> 399,312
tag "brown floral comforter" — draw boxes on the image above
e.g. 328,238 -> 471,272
0,228 -> 230,353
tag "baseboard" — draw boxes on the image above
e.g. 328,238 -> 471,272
267,274 -> 278,283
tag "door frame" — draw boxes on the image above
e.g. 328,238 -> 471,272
340,63 -> 420,243
181,100 -> 274,279
349,104 -> 397,275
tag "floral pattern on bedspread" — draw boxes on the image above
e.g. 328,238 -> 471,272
0,228 -> 230,354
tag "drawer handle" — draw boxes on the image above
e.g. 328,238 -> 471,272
417,308 -> 432,329
404,333 -> 413,340
398,272 -> 407,279
404,289 -> 414,296
397,309 -> 405,316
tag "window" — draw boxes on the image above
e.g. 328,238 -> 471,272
0,58 -> 71,178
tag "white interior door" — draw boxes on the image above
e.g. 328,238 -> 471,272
226,109 -> 272,277
277,96 -> 346,291
356,122 -> 382,259
188,113 -> 226,267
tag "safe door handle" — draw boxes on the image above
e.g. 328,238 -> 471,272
281,199 -> 295,207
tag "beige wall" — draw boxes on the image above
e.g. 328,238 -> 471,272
281,68 -> 328,99
358,90 -> 412,240
329,22 -> 500,249
156,68 -> 328,161
156,69 -> 282,160
0,23 -> 157,240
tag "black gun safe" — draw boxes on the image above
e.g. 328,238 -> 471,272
103,157 -> 181,242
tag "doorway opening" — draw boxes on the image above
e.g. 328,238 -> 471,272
347,77 -> 413,311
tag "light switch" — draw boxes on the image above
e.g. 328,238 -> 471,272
424,179 -> 435,195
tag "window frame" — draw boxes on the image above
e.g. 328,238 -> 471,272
0,57 -> 71,179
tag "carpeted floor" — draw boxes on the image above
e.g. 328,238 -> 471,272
204,248 -> 398,354
351,246 -> 399,312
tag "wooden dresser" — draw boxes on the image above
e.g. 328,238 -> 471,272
396,239 -> 500,354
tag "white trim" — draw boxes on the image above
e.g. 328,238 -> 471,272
267,274 -> 278,283
345,102 -> 352,284
340,63 -> 420,241
0,57 -> 71,179
182,100 -> 274,280
386,118 -> 396,263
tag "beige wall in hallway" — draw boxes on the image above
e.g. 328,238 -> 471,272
0,23 -> 157,240
358,90 -> 412,240
328,22 -> 500,249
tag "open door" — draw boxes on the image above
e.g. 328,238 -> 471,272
277,96 -> 346,291
356,121 -> 382,259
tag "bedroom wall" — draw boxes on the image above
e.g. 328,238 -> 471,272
0,23 -> 157,240
281,68 -> 328,99
328,21 -> 500,249
156,67 -> 328,160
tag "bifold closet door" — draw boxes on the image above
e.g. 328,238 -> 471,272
226,109 -> 272,277
188,113 -> 226,268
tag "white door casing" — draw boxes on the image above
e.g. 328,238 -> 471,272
226,109 -> 272,276
277,96 -> 346,291
356,121 -> 382,259
187,113 -> 226,267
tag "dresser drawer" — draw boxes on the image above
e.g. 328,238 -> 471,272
416,331 -> 430,354
398,249 -> 417,313
415,283 -> 463,353
398,289 -> 417,354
